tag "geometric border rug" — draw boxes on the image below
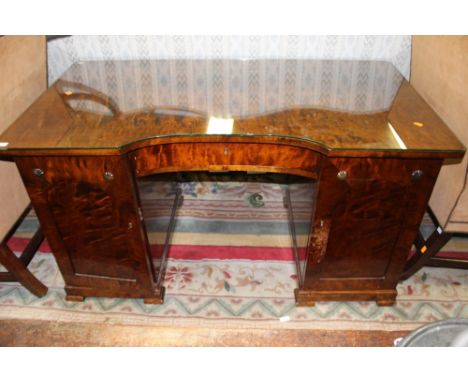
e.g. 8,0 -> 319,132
1,253 -> 467,331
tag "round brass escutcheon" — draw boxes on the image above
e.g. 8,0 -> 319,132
411,169 -> 424,181
33,168 -> 44,177
337,170 -> 348,180
103,171 -> 114,181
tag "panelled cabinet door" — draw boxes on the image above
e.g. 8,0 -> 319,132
15,155 -> 161,300
298,157 -> 442,304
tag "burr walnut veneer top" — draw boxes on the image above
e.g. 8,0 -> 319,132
0,59 -> 464,158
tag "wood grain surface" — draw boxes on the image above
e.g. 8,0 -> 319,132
0,319 -> 408,346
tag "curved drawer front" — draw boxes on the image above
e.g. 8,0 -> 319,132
130,142 -> 322,179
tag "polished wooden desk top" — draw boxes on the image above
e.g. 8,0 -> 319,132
0,59 -> 464,158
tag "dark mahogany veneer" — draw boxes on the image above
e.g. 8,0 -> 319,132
10,143 -> 448,306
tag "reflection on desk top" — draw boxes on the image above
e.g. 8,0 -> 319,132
0,59 -> 464,157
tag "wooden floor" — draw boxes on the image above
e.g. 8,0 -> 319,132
0,319 -> 408,346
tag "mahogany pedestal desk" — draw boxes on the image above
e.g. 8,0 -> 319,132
0,59 -> 464,306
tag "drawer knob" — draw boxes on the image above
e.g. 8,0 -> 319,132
337,170 -> 348,180
224,147 -> 229,156
103,171 -> 114,181
33,168 -> 44,177
411,170 -> 423,181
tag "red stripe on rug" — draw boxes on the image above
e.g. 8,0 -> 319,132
8,238 -> 52,253
407,250 -> 468,261
151,244 -> 303,261
7,237 -> 303,261
9,237 -> 468,262
433,251 -> 468,260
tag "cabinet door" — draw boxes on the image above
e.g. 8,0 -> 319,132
15,155 -> 161,300
300,157 -> 442,301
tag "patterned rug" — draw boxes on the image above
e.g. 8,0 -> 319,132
2,179 -> 468,331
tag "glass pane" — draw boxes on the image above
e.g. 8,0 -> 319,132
136,175 -> 180,287
286,182 -> 317,286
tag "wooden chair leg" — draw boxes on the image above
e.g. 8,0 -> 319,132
400,228 -> 453,280
0,204 -> 48,297
0,243 -> 48,297
18,226 -> 45,267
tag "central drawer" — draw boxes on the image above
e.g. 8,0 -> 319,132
130,142 -> 322,179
